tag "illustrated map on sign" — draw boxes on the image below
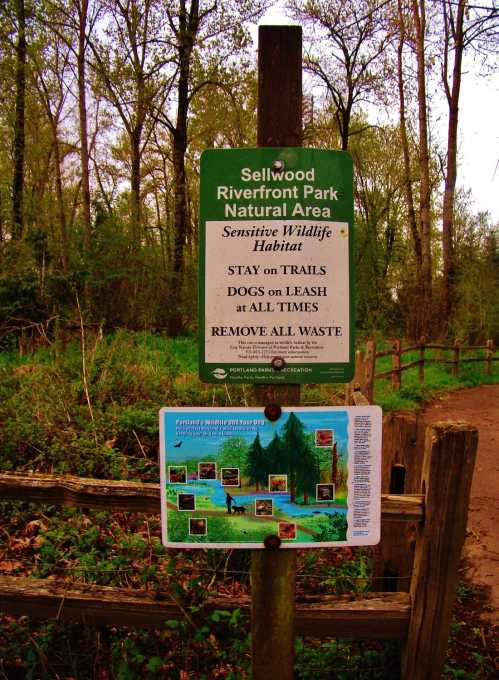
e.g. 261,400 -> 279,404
160,407 -> 382,548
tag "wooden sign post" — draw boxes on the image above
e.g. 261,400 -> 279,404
251,26 -> 302,680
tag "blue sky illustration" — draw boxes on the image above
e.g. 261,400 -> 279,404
163,409 -> 349,463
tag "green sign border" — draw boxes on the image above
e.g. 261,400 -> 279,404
199,147 -> 355,384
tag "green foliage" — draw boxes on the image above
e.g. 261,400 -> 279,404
294,637 -> 401,679
217,436 -> 250,470
312,512 -> 348,543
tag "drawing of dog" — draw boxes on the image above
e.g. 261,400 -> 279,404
233,505 -> 246,514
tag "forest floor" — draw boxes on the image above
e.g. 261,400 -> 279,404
422,384 -> 499,627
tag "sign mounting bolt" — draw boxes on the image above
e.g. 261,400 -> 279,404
271,356 -> 286,371
272,159 -> 285,172
264,404 -> 282,422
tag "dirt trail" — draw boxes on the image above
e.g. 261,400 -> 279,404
422,384 -> 499,625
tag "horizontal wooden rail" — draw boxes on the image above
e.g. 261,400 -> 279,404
374,349 -> 393,359
0,472 -> 160,513
398,359 -> 421,372
376,356 -> 499,381
0,472 -> 424,521
399,344 -> 420,354
0,575 -> 411,639
375,368 -> 398,380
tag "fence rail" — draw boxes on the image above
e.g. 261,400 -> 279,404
0,472 -> 424,521
347,338 -> 498,398
0,575 -> 410,639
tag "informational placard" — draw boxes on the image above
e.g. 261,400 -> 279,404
160,406 -> 381,549
199,148 -> 354,384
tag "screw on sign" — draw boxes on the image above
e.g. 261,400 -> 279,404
271,356 -> 286,371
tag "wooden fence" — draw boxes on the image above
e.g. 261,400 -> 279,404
346,339 -> 497,402
0,420 -> 477,680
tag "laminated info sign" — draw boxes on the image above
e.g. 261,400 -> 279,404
159,406 -> 382,549
199,148 -> 355,384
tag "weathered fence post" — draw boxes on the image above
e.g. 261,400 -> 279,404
418,337 -> 426,384
345,348 -> 365,405
251,25 -> 302,680
364,339 -> 376,403
372,412 -> 421,592
486,339 -> 494,375
452,341 -> 460,376
401,422 -> 478,679
391,339 -> 402,391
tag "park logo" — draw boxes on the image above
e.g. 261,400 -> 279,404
212,368 -> 227,379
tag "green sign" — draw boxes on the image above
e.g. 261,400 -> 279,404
199,148 -> 354,384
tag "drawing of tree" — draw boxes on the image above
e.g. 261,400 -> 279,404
245,433 -> 267,491
265,432 -> 287,474
282,412 -> 314,502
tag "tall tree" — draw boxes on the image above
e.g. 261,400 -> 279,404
266,432 -> 286,474
32,33 -> 73,270
89,0 -> 170,244
396,0 -> 422,338
76,0 -> 93,249
152,0 -> 268,334
246,433 -> 267,491
12,0 -> 27,239
440,0 -> 499,331
288,0 -> 391,151
282,412 -> 310,503
44,0 -> 101,249
410,0 -> 433,337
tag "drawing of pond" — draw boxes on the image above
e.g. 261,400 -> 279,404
169,480 -> 347,519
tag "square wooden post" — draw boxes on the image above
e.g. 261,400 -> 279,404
401,422 -> 478,679
251,26 -> 302,680
418,337 -> 426,384
452,341 -> 460,376
486,339 -> 494,376
391,340 -> 402,391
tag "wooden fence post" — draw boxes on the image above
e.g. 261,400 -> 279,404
251,25 -> 302,680
418,337 -> 426,384
372,412 -> 420,592
345,348 -> 365,405
364,339 -> 376,403
401,422 -> 478,679
486,339 -> 494,375
452,341 -> 460,376
391,339 -> 402,391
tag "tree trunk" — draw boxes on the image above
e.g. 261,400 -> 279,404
12,0 -> 27,239
168,0 -> 198,336
0,191 -> 4,241
78,0 -> 92,250
52,126 -> 68,272
130,126 -> 142,243
441,0 -> 465,332
397,0 -> 423,339
411,0 -> 433,337
338,104 -> 351,152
